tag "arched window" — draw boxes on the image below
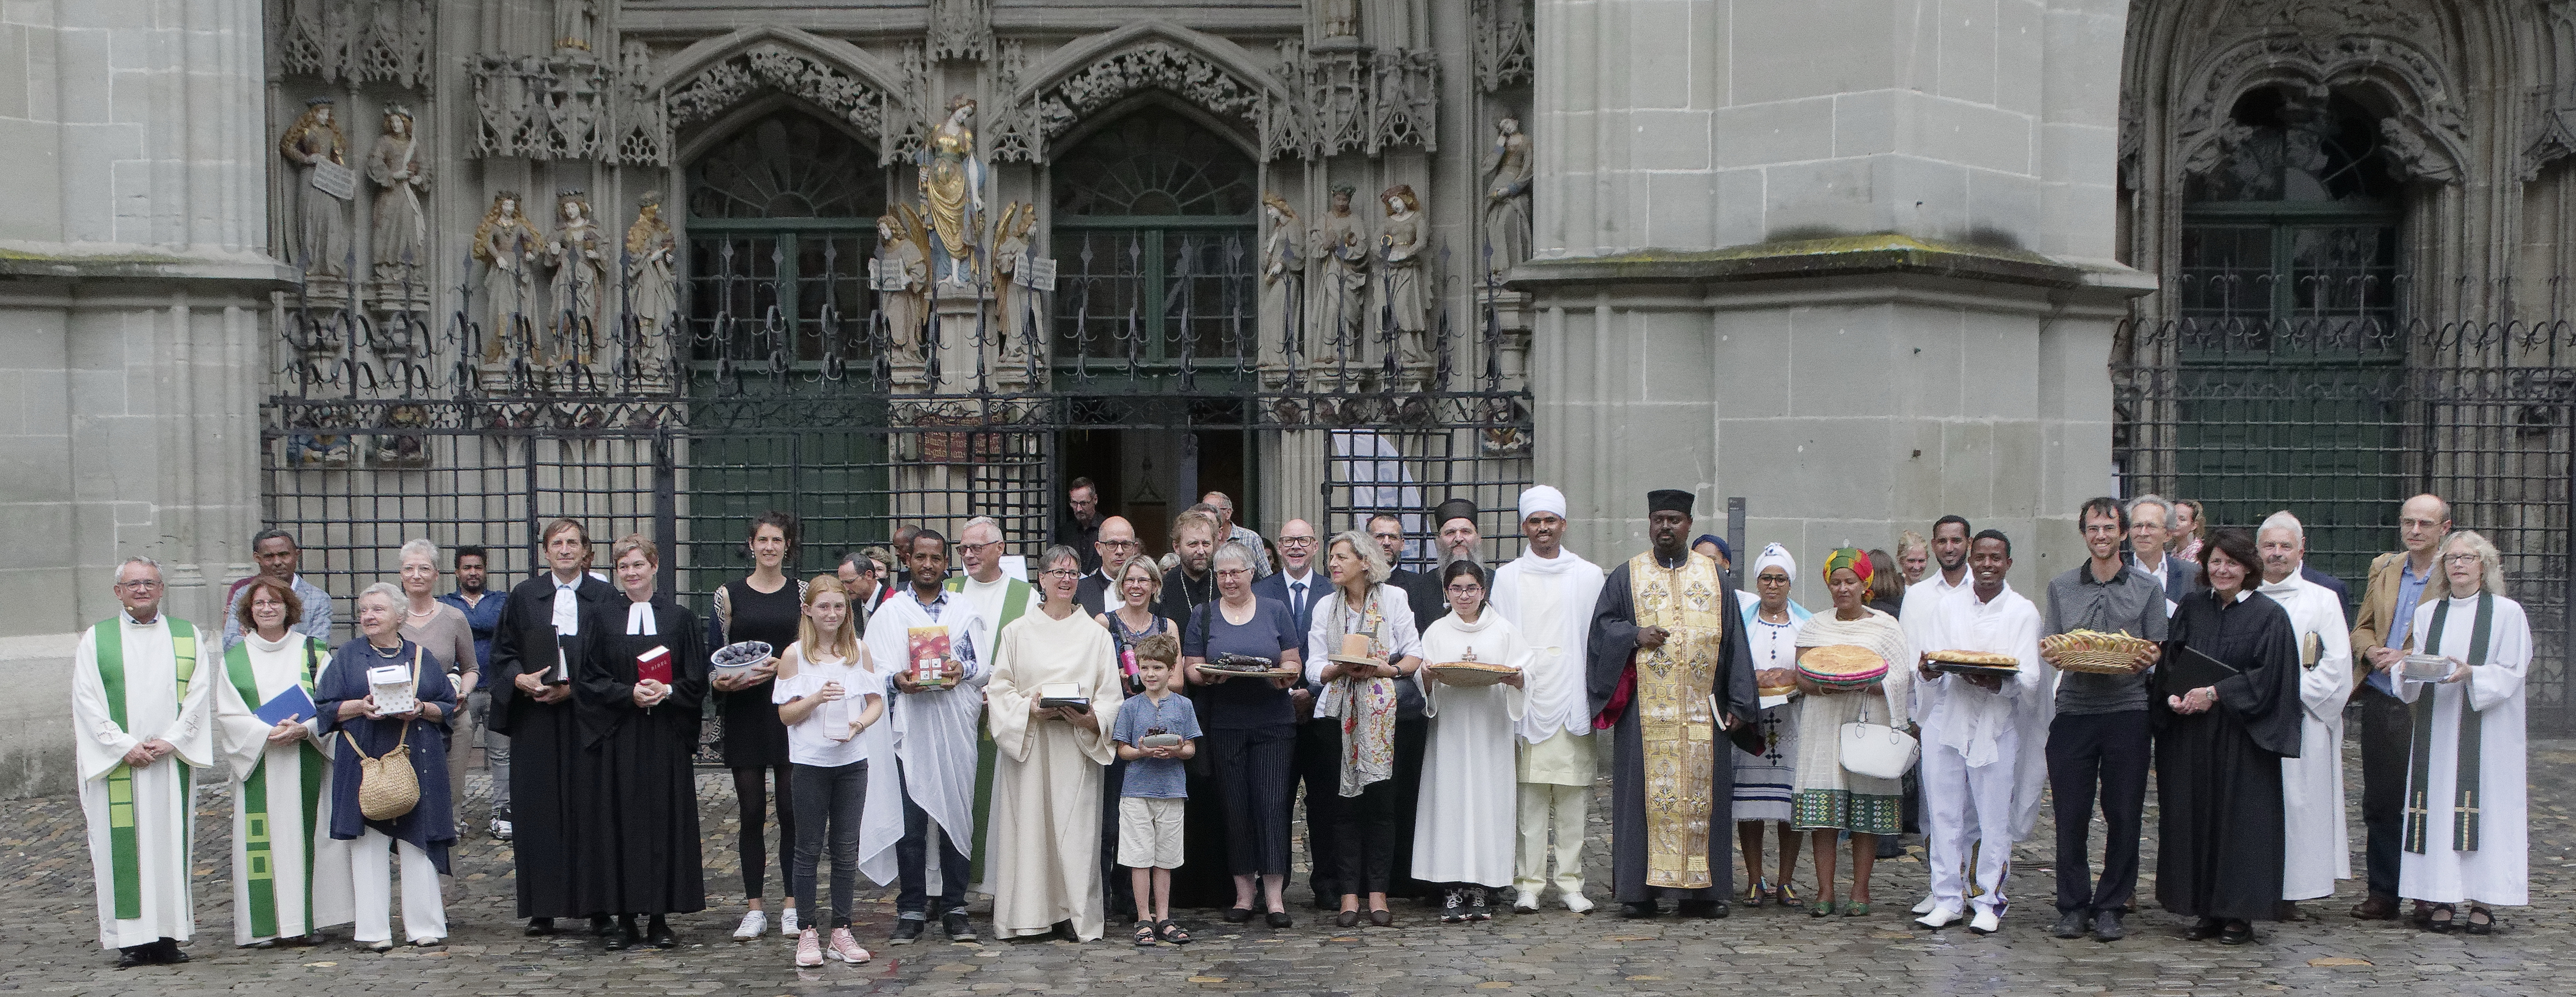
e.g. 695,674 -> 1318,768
2178,88 -> 2402,344
1049,107 -> 1259,379
685,111 -> 888,365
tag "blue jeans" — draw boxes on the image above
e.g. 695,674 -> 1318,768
789,759 -> 867,929
895,759 -> 970,918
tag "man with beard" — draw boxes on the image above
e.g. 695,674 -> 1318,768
1488,486 -> 1603,912
1586,489 -> 1759,919
1157,511 -> 1223,622
858,529 -> 989,945
1059,478 -> 1106,573
2039,498 -> 2164,941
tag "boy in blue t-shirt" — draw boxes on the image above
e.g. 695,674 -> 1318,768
1112,632 -> 1201,945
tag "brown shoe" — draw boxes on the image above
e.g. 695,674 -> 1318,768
2348,895 -> 2398,921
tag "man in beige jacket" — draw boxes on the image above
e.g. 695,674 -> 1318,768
2343,493 -> 2451,922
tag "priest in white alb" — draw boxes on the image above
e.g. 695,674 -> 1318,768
1486,484 -> 1604,913
981,545 -> 1125,940
73,556 -> 217,968
945,516 -> 1037,891
211,575 -> 354,947
2254,512 -> 2355,909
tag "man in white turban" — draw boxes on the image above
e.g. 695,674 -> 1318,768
1487,485 -> 1604,912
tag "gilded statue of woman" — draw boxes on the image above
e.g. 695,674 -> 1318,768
471,191 -> 542,363
624,192 -> 680,370
915,94 -> 986,286
546,191 -> 608,364
278,98 -> 352,278
365,105 -> 429,282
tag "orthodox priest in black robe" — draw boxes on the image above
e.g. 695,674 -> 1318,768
1586,490 -> 1760,918
2150,528 -> 2303,942
485,520 -> 616,933
576,537 -> 709,950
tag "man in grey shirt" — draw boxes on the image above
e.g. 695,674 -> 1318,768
2039,497 -> 2166,943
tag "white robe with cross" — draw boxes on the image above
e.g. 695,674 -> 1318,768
72,614 -> 218,950
211,631 -> 355,944
2258,571 -> 2354,900
2396,593 -> 2531,906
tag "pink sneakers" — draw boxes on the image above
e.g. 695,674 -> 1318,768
794,928 -> 823,968
827,927 -> 871,963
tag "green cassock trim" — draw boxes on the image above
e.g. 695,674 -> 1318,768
2404,592 -> 2492,854
93,618 -> 198,922
949,577 -> 1033,883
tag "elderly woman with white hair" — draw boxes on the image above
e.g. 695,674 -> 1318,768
2377,530 -> 2532,935
317,581 -> 459,950
395,539 -> 485,815
1305,529 -> 1424,927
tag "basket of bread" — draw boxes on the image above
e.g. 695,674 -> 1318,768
1426,647 -> 1520,687
1795,644 -> 1887,690
2039,629 -> 2156,675
1755,667 -> 1799,699
1926,649 -> 2021,676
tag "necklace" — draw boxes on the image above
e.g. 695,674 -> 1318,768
369,641 -> 402,658
407,605 -> 438,617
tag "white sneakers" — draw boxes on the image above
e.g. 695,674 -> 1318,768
780,907 -> 801,934
1514,889 -> 1542,912
827,927 -> 871,963
1968,908 -> 2003,935
1563,892 -> 1595,914
1915,904 -> 1964,929
734,909 -> 767,939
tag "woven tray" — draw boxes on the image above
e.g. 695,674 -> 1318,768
1428,661 -> 1521,687
2042,630 -> 2154,675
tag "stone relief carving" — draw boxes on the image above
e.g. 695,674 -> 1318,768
613,40 -> 669,166
1025,41 -> 1268,159
1472,0 -> 1534,93
1376,185 -> 1427,362
364,104 -> 429,282
1311,184 -> 1369,353
2527,86 -> 2576,180
1259,193 -> 1303,357
2175,32 -> 2469,186
624,193 -> 680,367
1273,42 -> 1441,159
875,209 -> 932,365
276,0 -> 432,89
1323,0 -> 1361,38
986,41 -> 1038,163
991,203 -> 1039,357
470,55 -> 613,161
279,98 -> 354,279
554,0 -> 598,54
929,0 -> 992,63
664,45 -> 904,165
1480,116 -> 1532,278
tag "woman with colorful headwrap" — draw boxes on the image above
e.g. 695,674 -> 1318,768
1789,548 -> 1914,916
1732,544 -> 1810,907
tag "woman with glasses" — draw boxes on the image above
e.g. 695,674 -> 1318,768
1733,543 -> 1810,907
1181,541 -> 1304,927
708,512 -> 806,939
317,583 -> 458,950
985,546 -> 1126,940
395,539 -> 484,818
1410,560 -> 1528,922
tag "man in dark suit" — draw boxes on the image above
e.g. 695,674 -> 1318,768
1057,477 -> 1105,573
1073,516 -> 1139,617
2119,494 -> 2198,607
1260,518 -> 1342,907
1370,512 -> 1444,626
1252,518 -> 1325,639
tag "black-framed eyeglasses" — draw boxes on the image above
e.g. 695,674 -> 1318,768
1099,539 -> 1140,550
1444,585 -> 1483,595
1041,568 -> 1084,579
1280,536 -> 1318,546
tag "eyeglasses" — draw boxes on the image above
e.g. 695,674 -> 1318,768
117,580 -> 163,591
1444,585 -> 1483,595
958,540 -> 1003,552
2442,552 -> 2483,563
1279,536 -> 1317,546
1040,568 -> 1084,579
1215,568 -> 1250,579
1099,539 -> 1139,550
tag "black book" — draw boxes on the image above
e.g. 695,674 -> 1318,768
2160,644 -> 2239,696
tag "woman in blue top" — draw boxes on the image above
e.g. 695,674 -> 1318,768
1182,541 -> 1305,927
318,582 -> 459,951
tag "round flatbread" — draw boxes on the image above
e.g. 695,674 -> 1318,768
1799,644 -> 1885,677
1927,649 -> 2019,667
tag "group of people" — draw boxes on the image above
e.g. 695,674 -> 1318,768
71,481 -> 2533,968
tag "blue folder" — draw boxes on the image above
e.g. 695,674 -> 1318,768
255,685 -> 317,726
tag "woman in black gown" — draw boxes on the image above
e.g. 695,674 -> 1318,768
578,534 -> 711,950
708,511 -> 805,938
2152,527 -> 2303,945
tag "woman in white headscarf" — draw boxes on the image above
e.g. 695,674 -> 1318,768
1733,543 -> 1811,907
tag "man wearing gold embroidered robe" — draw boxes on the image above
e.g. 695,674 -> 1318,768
72,557 -> 218,967
1585,490 -> 1758,918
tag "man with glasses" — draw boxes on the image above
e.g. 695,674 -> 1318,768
945,516 -> 1035,907
1059,478 -> 1106,573
1075,516 -> 1140,618
2345,493 -> 2452,923
837,549 -> 891,627
1202,491 -> 1272,578
222,529 -> 333,649
75,557 -> 217,967
1258,519 -> 1341,908
2121,495 -> 2197,611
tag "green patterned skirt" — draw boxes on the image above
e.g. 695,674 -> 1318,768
1792,788 -> 1903,835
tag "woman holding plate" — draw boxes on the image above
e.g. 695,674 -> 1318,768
1787,548 -> 1913,917
2384,530 -> 2532,936
707,512 -> 806,940
1181,541 -> 1304,927
1305,530 -> 1424,927
1733,543 -> 1810,907
1410,560 -> 1528,923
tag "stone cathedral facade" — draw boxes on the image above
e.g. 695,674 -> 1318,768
6,1 -> 2576,789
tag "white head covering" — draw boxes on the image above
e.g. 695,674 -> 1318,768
1752,542 -> 1796,583
1518,485 -> 1568,523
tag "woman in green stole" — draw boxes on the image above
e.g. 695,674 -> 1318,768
212,576 -> 351,946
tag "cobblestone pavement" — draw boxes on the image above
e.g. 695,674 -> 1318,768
1,738 -> 2564,996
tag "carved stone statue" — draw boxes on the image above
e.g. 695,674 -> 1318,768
278,98 -> 352,278
875,209 -> 931,365
471,191 -> 541,362
1311,184 -> 1369,352
546,190 -> 608,364
915,94 -> 986,287
1323,0 -> 1361,37
1481,116 -> 1533,279
1376,184 -> 1427,359
624,192 -> 679,371
1260,193 -> 1303,356
365,105 -> 429,283
990,202 -> 1039,357
554,0 -> 597,53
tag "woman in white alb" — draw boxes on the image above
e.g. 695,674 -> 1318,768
2380,531 -> 2530,935
1410,560 -> 1528,922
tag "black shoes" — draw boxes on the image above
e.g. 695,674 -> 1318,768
2217,920 -> 2255,945
605,915 -> 639,951
525,917 -> 556,936
1441,889 -> 1466,924
1223,906 -> 1256,924
1267,910 -> 1294,929
2183,917 -> 2221,941
2052,909 -> 2089,939
1621,901 -> 1662,919
646,916 -> 678,949
890,917 -> 925,945
943,910 -> 977,942
1334,909 -> 1361,928
2092,909 -> 2126,942
1367,908 -> 1394,927
1467,888 -> 1491,922
115,946 -> 151,969
591,914 -> 615,937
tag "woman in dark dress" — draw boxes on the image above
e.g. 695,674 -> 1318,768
1182,541 -> 1305,927
2152,527 -> 2303,945
317,583 -> 459,949
579,534 -> 711,950
708,511 -> 805,938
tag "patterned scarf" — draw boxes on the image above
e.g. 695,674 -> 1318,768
1320,587 -> 1398,797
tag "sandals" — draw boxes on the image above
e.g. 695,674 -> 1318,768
1843,902 -> 1872,917
1775,883 -> 1801,907
2465,906 -> 2495,935
2426,904 -> 2456,933
1743,879 -> 1768,908
1133,922 -> 1158,947
1157,920 -> 1194,945
1810,900 -> 1837,917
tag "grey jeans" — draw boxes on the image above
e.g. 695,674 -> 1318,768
790,759 -> 869,928
447,689 -> 511,817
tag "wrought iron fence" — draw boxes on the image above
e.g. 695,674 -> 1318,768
2114,311 -> 2576,730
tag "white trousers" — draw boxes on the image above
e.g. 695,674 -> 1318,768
1513,782 -> 1588,898
348,829 -> 447,943
1922,731 -> 2018,914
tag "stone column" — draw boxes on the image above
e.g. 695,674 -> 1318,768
1516,0 -> 2152,574
0,0 -> 293,797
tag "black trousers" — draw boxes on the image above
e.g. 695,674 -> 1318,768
893,759 -> 970,917
1329,775 -> 1401,896
2355,682 -> 2414,898
1295,719 -> 1346,901
1208,725 -> 1298,875
2047,709 -> 2150,914
1098,758 -> 1133,917
1387,718 -> 1431,899
788,760 -> 865,928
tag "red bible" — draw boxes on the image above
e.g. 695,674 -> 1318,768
636,644 -> 673,686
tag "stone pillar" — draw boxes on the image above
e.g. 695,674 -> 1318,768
0,0 -> 293,797
1517,0 -> 2152,579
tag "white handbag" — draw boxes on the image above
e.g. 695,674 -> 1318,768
1839,699 -> 1919,780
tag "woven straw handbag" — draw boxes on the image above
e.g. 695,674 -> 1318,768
342,646 -> 424,821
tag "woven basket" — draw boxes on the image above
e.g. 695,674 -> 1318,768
1428,662 -> 1520,687
2042,631 -> 2154,676
344,723 -> 420,821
